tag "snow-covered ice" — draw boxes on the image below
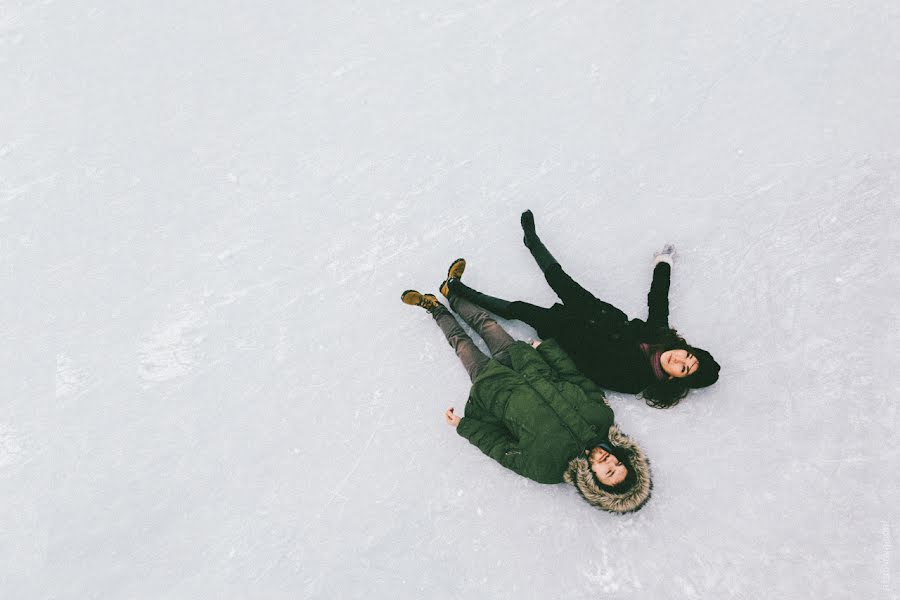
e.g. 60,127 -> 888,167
2,1 -> 898,598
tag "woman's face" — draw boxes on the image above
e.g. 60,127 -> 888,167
588,447 -> 627,486
660,349 -> 699,379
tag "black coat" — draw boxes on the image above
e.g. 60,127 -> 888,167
522,262 -> 672,394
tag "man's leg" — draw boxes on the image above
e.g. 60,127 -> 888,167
448,294 -> 516,364
431,304 -> 490,382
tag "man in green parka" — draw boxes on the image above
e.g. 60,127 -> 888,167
402,260 -> 652,514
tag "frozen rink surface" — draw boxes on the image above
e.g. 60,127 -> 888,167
2,1 -> 899,598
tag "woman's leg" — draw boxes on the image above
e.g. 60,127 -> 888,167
448,294 -> 516,364
521,210 -> 603,314
446,277 -> 561,344
431,304 -> 491,382
543,265 -> 629,321
505,301 -> 559,338
446,278 -> 514,319
542,263 -> 605,314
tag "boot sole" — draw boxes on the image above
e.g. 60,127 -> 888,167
401,289 -> 421,305
447,258 -> 466,280
402,289 -> 439,310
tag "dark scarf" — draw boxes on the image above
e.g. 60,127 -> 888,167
640,343 -> 668,382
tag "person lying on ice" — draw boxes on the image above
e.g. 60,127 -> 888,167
442,210 -> 720,409
402,270 -> 652,514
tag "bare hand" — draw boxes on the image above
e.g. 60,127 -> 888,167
445,407 -> 461,427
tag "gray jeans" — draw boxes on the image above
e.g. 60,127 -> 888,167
432,294 -> 516,382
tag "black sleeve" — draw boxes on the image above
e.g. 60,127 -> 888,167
646,262 -> 671,329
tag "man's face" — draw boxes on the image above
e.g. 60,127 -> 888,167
589,447 -> 627,486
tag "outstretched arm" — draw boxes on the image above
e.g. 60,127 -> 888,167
456,416 -> 528,475
521,210 -> 600,313
646,246 -> 674,328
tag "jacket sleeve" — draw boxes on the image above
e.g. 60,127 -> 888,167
646,262 -> 671,329
456,417 -> 528,476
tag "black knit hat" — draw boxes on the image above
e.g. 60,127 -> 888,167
684,347 -> 720,388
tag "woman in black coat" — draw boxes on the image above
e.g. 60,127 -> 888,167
442,210 -> 720,408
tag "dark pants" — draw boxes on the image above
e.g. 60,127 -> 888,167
499,264 -> 627,336
432,295 -> 516,382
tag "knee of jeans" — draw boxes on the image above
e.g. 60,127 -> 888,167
448,334 -> 468,347
464,311 -> 488,326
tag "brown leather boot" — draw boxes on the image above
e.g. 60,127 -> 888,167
401,290 -> 440,312
440,258 -> 466,297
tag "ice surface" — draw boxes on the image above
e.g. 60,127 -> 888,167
2,1 -> 898,598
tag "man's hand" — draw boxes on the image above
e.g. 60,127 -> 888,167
445,407 -> 461,427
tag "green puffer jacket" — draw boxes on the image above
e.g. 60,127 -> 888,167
457,339 -> 613,484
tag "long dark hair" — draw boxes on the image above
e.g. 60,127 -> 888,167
639,328 -> 691,409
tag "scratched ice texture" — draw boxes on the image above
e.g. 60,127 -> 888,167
2,2 -> 898,599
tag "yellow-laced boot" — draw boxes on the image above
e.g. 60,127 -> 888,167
401,290 -> 440,312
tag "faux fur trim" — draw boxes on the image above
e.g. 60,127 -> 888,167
564,425 -> 652,514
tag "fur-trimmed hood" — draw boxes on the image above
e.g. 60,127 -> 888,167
564,424 -> 652,514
